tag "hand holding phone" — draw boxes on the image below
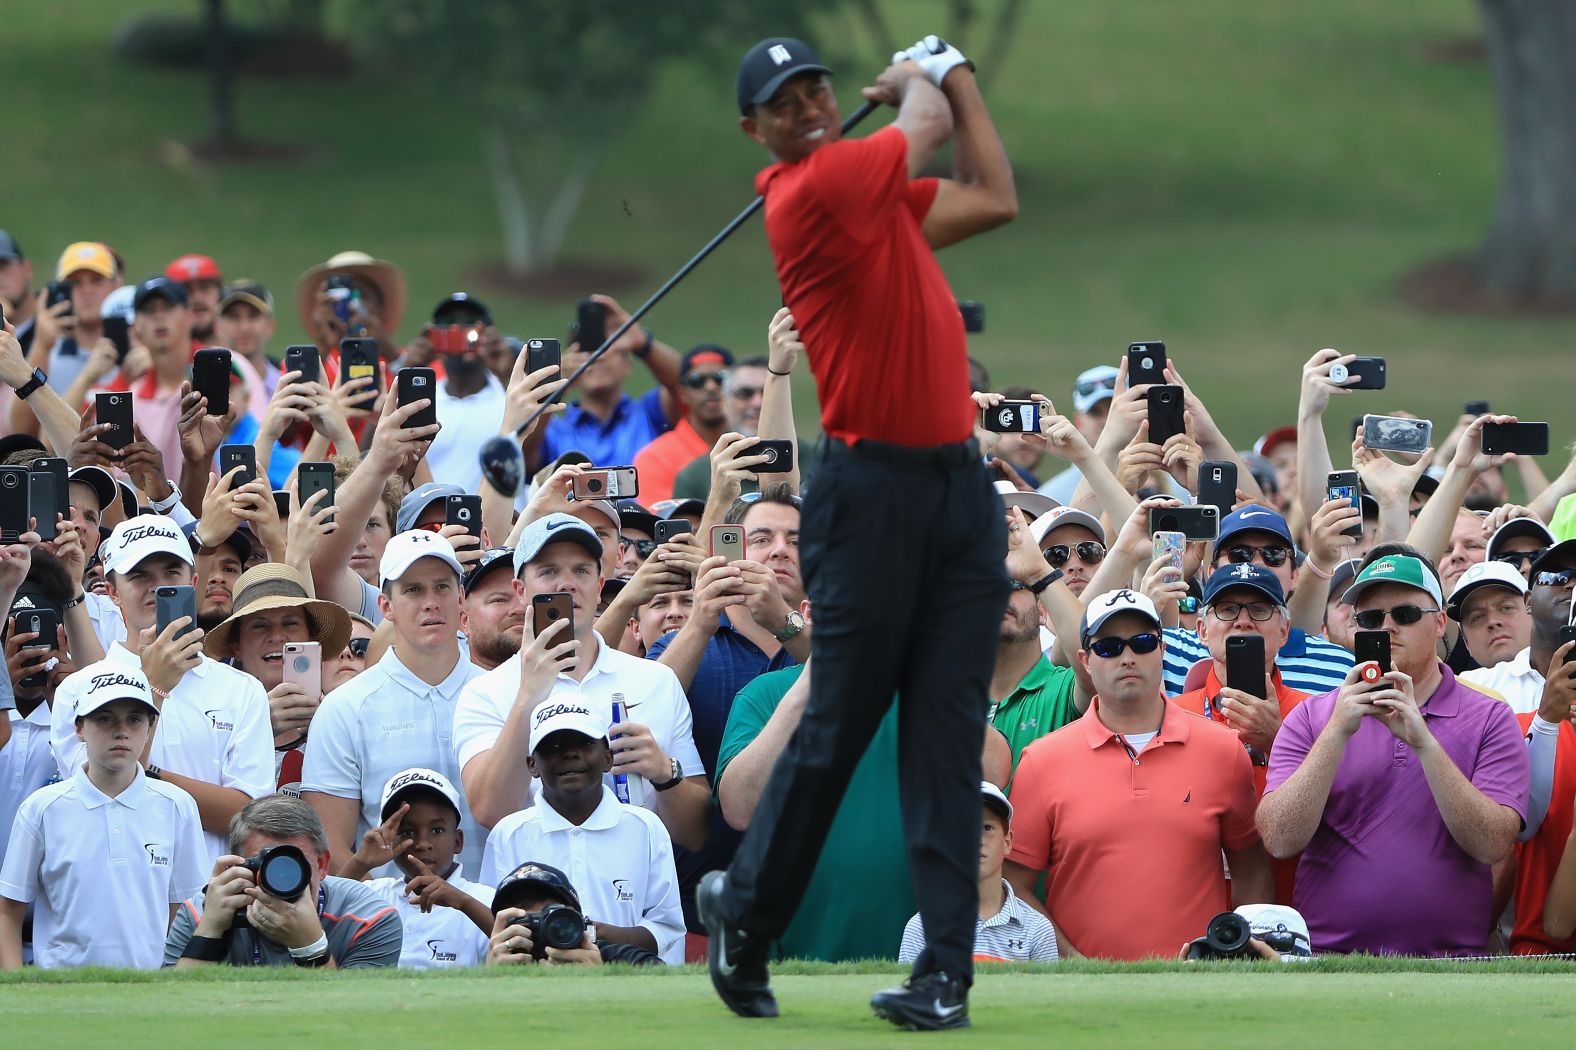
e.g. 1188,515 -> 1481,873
397,367 -> 438,429
1326,471 -> 1363,538
532,593 -> 574,640
709,524 -> 745,562
1127,342 -> 1167,386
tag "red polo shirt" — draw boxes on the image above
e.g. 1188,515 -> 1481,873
1512,713 -> 1576,955
757,125 -> 973,447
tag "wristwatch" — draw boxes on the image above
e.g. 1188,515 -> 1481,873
148,484 -> 183,514
15,368 -> 47,401
145,765 -> 163,780
776,609 -> 806,643
654,758 -> 685,792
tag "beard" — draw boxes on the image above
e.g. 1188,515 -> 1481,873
198,604 -> 231,632
471,627 -> 522,666
998,604 -> 1041,646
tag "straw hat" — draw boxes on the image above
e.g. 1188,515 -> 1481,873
204,563 -> 353,660
294,250 -> 408,338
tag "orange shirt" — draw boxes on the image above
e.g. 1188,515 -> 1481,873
632,418 -> 709,506
1512,713 -> 1576,955
1007,697 -> 1259,960
1172,665 -> 1310,905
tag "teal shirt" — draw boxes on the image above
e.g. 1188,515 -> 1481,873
715,665 -> 913,961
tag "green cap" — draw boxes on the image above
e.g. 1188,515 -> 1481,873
1341,555 -> 1443,608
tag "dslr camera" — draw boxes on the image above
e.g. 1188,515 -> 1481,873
243,844 -> 312,903
518,903 -> 590,960
1183,911 -> 1253,961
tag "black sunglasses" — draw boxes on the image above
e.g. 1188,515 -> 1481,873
1075,377 -> 1116,398
347,637 -> 370,658
1087,632 -> 1161,659
1045,541 -> 1106,568
1534,569 -> 1576,588
618,537 -> 658,559
1495,548 -> 1548,568
681,370 -> 727,390
1352,604 -> 1440,630
1178,596 -> 1200,615
1223,545 -> 1293,568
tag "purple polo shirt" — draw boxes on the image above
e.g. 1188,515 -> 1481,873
1264,663 -> 1529,956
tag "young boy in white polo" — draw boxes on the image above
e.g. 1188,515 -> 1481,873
479,695 -> 684,964
898,782 -> 1059,964
0,668 -> 206,969
346,768 -> 494,969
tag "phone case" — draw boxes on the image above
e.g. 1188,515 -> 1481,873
653,519 -> 691,544
1481,422 -> 1549,457
742,439 -> 794,473
0,467 -> 29,542
709,524 -> 745,561
1152,531 -> 1185,572
446,495 -> 482,540
298,463 -> 336,523
980,401 -> 1040,434
95,392 -> 134,451
339,338 -> 380,409
156,585 -> 197,641
101,315 -> 131,360
1146,385 -> 1185,444
273,491 -> 291,517
27,471 -> 57,541
17,608 -> 59,690
219,445 -> 258,490
192,348 -> 232,418
1225,635 -> 1267,699
1197,461 -> 1236,516
1354,630 -> 1391,677
1149,505 -> 1219,541
1127,342 -> 1167,386
576,300 -> 606,351
1363,415 -> 1432,455
397,368 -> 438,429
284,345 -> 320,384
283,642 -> 322,702
532,593 -> 574,639
526,338 -> 562,376
1326,471 -> 1363,538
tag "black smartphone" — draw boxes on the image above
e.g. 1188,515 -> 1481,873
1149,504 -> 1219,542
155,585 -> 198,641
397,367 -> 438,429
101,315 -> 131,362
1225,635 -> 1267,700
26,470 -> 58,541
338,337 -> 380,411
1330,357 -> 1386,390
1363,414 -> 1432,455
1197,461 -> 1237,517
1326,470 -> 1363,538
272,490 -> 291,518
1464,400 -> 1490,417
30,457 -> 67,538
575,299 -> 607,352
284,344 -> 320,384
1146,385 -> 1185,445
957,300 -> 985,333
1559,624 -> 1576,665
218,444 -> 258,490
1354,630 -> 1392,678
192,347 -> 232,418
445,494 -> 482,543
45,280 -> 73,313
15,607 -> 59,690
526,338 -> 562,377
1481,422 -> 1549,457
979,400 -> 1040,434
95,391 -> 134,453
297,462 -> 336,524
740,439 -> 795,473
1127,342 -> 1168,386
532,592 -> 574,639
0,466 -> 29,543
653,519 -> 691,545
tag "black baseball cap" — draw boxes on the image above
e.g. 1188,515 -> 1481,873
0,230 -> 22,262
736,37 -> 832,115
680,344 -> 734,376
463,547 -> 515,595
432,292 -> 492,326
133,276 -> 188,312
493,860 -> 581,915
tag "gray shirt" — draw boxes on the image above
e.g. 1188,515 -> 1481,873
163,874 -> 402,968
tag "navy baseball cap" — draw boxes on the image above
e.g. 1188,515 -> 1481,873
132,276 -> 188,312
463,547 -> 514,595
432,292 -> 492,326
493,860 -> 581,915
1215,506 -> 1295,552
1202,563 -> 1286,607
736,37 -> 832,115
0,230 -> 22,262
397,482 -> 467,534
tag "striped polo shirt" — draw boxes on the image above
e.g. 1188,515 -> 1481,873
897,879 -> 1059,964
1162,626 -> 1353,697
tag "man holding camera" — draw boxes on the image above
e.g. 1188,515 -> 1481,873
486,860 -> 661,967
165,794 -> 401,968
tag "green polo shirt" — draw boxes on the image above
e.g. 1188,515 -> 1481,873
990,655 -> 1079,774
715,665 -> 912,962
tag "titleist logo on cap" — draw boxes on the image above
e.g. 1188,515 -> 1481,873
388,770 -> 441,793
534,702 -> 591,726
89,671 -> 145,693
116,523 -> 179,547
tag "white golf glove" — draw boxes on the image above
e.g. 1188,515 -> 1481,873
892,35 -> 973,88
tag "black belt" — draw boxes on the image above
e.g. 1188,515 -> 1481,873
820,435 -> 980,469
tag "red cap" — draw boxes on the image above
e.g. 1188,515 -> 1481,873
165,253 -> 221,284
1254,425 -> 1298,457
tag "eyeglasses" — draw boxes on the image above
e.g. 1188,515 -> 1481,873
1534,569 -> 1575,588
1496,548 -> 1548,568
737,491 -> 803,507
1352,604 -> 1440,630
728,385 -> 763,401
1223,545 -> 1293,568
681,371 -> 726,390
347,638 -> 370,658
1044,541 -> 1106,568
1211,601 -> 1279,623
1087,633 -> 1161,659
618,537 -> 657,559
1178,596 -> 1200,615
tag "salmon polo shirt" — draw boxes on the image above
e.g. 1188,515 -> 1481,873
1006,698 -> 1259,960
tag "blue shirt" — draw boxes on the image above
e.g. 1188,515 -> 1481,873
540,388 -> 669,467
1162,625 -> 1354,696
226,415 -> 301,489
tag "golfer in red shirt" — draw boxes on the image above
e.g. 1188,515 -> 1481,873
698,35 -> 1017,1030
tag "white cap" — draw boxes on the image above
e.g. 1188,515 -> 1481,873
378,530 -> 463,585
101,515 -> 193,576
1080,589 -> 1162,646
995,480 -> 1058,521
76,665 -> 157,717
1030,504 -> 1106,546
981,781 -> 1012,822
100,284 -> 136,323
379,767 -> 462,821
1486,517 -> 1555,562
1447,559 -> 1529,621
1234,904 -> 1313,960
527,694 -> 609,754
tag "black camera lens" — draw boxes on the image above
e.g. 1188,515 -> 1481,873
533,904 -> 586,956
246,844 -> 312,902
1203,911 -> 1252,956
588,478 -> 603,493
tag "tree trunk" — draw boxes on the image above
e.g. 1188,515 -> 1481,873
536,141 -> 607,267
205,0 -> 238,144
1475,0 -> 1576,299
483,124 -> 536,276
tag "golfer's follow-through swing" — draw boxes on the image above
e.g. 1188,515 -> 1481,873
479,33 -> 1017,1032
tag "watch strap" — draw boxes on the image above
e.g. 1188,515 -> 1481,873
15,368 -> 47,400
1029,569 -> 1064,596
654,758 -> 684,792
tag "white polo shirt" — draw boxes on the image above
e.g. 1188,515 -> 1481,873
85,591 -> 127,652
364,863 -> 493,970
299,646 -> 486,875
479,785 -> 683,964
1,704 -> 56,874
0,766 -> 206,969
453,631 -> 704,820
429,372 -> 506,494
49,645 -> 275,865
1460,647 -> 1545,715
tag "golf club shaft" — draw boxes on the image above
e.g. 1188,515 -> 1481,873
511,98 -> 880,439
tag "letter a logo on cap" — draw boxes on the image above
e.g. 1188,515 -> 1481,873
768,44 -> 792,65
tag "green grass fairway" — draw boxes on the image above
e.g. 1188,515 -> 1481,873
7,961 -> 1576,1048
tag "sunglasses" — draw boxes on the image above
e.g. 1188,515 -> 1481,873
347,637 -> 370,658
1534,569 -> 1576,588
738,491 -> 804,507
414,522 -> 445,534
1075,377 -> 1116,398
618,537 -> 657,559
1211,601 -> 1279,623
1087,632 -> 1161,659
1044,541 -> 1106,568
1178,596 -> 1200,615
728,385 -> 763,401
681,371 -> 727,390
1495,548 -> 1548,568
1223,545 -> 1293,568
1352,604 -> 1440,630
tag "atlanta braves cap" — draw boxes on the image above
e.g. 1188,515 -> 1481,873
1080,589 -> 1162,646
736,37 -> 832,115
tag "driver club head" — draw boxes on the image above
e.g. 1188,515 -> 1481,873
480,435 -> 526,498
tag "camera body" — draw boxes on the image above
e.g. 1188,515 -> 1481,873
520,903 -> 589,960
1183,911 -> 1253,960
243,843 -> 313,903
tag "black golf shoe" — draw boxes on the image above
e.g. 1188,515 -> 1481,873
870,970 -> 970,1031
697,870 -> 777,1019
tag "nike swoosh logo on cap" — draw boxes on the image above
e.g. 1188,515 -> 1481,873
1239,511 -> 1272,520
546,520 -> 574,530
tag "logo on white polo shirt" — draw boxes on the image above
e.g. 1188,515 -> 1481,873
204,709 -> 235,732
426,939 -> 458,963
1006,937 -> 1025,952
612,879 -> 634,903
144,842 -> 170,867
381,720 -> 418,734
